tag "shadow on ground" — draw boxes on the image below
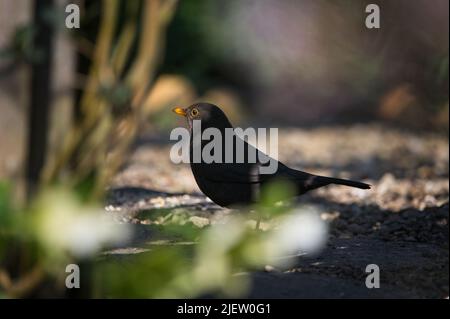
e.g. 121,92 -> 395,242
104,184 -> 449,299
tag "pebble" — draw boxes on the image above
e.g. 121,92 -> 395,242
189,216 -> 210,228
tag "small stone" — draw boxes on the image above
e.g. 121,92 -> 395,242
264,265 -> 278,272
377,173 -> 396,195
189,216 -> 210,228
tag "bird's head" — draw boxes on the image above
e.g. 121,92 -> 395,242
172,102 -> 233,130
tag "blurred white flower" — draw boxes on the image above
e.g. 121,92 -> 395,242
266,206 -> 328,261
164,205 -> 328,297
193,218 -> 246,286
201,217 -> 246,253
34,189 -> 130,258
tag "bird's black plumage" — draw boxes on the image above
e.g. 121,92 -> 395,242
173,103 -> 370,207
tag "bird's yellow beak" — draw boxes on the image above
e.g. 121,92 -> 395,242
172,107 -> 187,116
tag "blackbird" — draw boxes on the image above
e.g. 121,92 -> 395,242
173,103 -> 370,207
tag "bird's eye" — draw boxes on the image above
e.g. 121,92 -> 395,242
191,108 -> 199,117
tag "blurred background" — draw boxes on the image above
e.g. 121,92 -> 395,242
0,0 -> 448,183
162,0 -> 449,127
0,0 -> 448,298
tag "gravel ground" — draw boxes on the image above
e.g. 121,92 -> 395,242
106,124 -> 449,298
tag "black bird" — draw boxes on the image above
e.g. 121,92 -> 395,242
173,103 -> 370,207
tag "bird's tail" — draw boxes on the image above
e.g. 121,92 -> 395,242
314,176 -> 371,190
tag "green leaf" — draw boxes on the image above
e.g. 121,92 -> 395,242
259,179 -> 295,208
0,181 -> 13,226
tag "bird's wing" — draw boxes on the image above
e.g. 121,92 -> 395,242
192,162 -> 267,184
194,160 -> 304,185
191,133 -> 313,185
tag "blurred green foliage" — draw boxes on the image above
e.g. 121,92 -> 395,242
0,181 -> 13,225
0,174 -> 322,298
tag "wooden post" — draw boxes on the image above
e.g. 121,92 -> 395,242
25,0 -> 54,199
